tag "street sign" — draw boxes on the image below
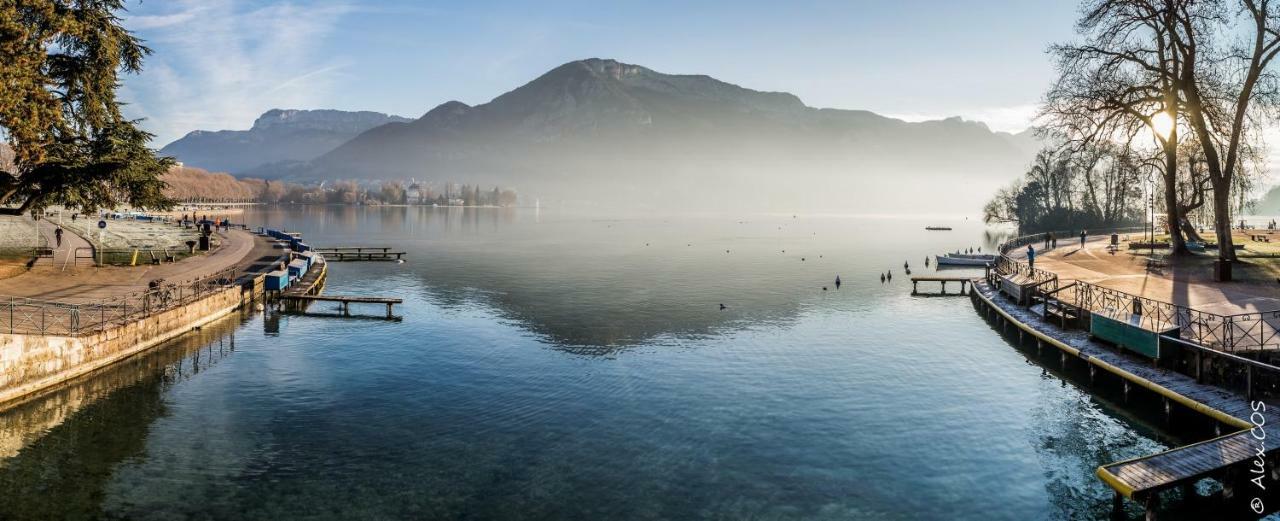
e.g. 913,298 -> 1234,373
98,220 -> 107,229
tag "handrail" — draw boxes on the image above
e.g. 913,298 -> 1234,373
1042,282 -> 1078,296
993,242 -> 1280,352
0,266 -> 241,337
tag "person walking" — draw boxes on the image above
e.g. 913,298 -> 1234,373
54,226 -> 63,248
1027,244 -> 1036,270
1079,230 -> 1087,249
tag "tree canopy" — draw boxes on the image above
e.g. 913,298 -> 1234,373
0,0 -> 172,214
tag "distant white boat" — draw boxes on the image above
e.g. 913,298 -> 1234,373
925,226 -> 952,231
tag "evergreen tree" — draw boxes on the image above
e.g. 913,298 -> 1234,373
0,0 -> 173,214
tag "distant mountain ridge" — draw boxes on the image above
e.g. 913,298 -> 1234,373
164,59 -> 1042,211
160,109 -> 409,173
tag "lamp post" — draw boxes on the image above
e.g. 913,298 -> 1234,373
1152,170 -> 1162,245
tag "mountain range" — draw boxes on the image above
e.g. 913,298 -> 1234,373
160,58 -> 1042,212
159,109 -> 409,174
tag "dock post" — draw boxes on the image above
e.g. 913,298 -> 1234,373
1089,365 -> 1095,384
912,281 -> 917,295
940,281 -> 946,294
1163,397 -> 1172,423
1123,381 -> 1130,403
1060,351 -> 1066,368
386,302 -> 393,319
1144,494 -> 1159,521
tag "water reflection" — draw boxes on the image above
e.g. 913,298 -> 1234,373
0,313 -> 242,518
0,209 -> 1227,520
244,206 -> 999,353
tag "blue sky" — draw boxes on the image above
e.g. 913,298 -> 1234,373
118,0 -> 1080,146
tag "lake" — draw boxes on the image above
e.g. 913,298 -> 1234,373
0,207 -> 1203,520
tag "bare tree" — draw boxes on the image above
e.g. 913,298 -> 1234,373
1174,0 -> 1280,264
1043,0 -> 1191,252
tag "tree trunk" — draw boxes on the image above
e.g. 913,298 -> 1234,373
1213,184 -> 1237,262
1164,137 -> 1188,254
1180,216 -> 1204,243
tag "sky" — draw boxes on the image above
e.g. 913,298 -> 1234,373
118,0 -> 1081,146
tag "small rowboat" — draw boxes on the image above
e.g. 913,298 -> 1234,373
925,226 -> 952,231
934,255 -> 993,267
947,253 -> 995,261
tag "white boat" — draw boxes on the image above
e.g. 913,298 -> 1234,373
934,255 -> 993,267
946,253 -> 996,261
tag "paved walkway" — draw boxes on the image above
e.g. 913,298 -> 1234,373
0,223 -> 263,304
30,215 -> 93,268
1008,234 -> 1280,315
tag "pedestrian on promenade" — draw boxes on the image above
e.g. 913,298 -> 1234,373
1027,244 -> 1036,270
54,226 -> 63,248
1079,230 -> 1087,249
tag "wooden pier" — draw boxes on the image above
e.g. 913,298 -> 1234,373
1098,429 -> 1261,511
972,279 -> 1280,519
279,294 -> 403,318
313,247 -> 406,262
910,275 -> 972,295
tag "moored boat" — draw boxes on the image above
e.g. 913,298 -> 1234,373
934,255 -> 993,266
925,226 -> 952,231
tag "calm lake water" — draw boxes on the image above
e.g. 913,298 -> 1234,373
0,207 -> 1208,520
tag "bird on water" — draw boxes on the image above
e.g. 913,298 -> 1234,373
719,303 -> 727,310
835,275 -> 842,289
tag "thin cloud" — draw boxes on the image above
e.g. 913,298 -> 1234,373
120,0 -> 355,145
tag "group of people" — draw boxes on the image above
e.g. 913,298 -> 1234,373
181,214 -> 233,232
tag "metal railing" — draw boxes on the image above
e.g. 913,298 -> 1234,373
997,226 -> 1147,255
991,231 -> 1280,352
0,267 -> 241,336
992,255 -> 1059,292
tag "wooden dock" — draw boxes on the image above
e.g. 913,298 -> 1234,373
313,247 -> 406,262
910,275 -> 973,295
279,294 -> 403,318
972,280 -> 1280,518
1098,430 -> 1260,508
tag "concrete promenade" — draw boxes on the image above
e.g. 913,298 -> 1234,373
1007,233 -> 1280,316
0,221 -> 275,303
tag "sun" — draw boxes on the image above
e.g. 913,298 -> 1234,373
1150,111 -> 1175,139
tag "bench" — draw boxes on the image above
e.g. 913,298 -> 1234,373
1145,257 -> 1167,274
1252,233 -> 1270,242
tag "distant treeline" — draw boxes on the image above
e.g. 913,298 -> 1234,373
161,166 -> 517,206
983,145 -> 1144,234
